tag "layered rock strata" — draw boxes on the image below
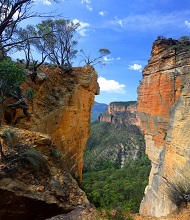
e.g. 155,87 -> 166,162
99,101 -> 140,130
138,38 -> 190,217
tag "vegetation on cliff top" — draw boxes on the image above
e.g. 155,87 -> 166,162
83,121 -> 145,172
109,101 -> 137,107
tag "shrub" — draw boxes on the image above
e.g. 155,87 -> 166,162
167,178 -> 190,208
2,146 -> 50,175
1,128 -> 17,145
0,59 -> 25,103
166,167 -> 190,209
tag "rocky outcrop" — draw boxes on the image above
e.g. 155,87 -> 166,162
99,101 -> 140,130
3,66 -> 99,181
138,38 -> 190,217
0,126 -> 89,220
0,66 -> 99,219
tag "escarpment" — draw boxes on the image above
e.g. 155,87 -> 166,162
99,101 -> 140,131
84,101 -> 145,171
138,38 -> 190,217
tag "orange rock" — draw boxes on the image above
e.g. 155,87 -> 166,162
7,66 -> 99,181
37,186 -> 45,191
138,39 -> 190,217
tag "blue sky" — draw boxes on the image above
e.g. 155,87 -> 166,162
16,0 -> 190,104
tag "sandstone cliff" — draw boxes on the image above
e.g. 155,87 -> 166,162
99,101 -> 140,130
3,66 -> 99,181
0,66 -> 99,219
138,38 -> 190,217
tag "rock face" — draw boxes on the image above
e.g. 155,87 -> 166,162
99,101 -> 140,130
0,66 -> 99,219
138,38 -> 190,217
0,126 -> 89,220
4,66 -> 99,181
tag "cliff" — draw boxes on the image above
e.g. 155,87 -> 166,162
99,101 -> 140,130
3,66 -> 99,181
0,66 -> 99,219
138,38 -> 190,217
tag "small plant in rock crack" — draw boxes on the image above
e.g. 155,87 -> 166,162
1,128 -> 17,146
2,146 -> 50,175
165,177 -> 190,208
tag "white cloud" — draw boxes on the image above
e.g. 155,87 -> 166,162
81,0 -> 92,11
99,11 -> 106,16
113,16 -> 123,27
185,20 -> 190,28
34,0 -> 51,5
98,77 -> 126,94
12,10 -> 20,20
0,4 -> 21,21
103,56 -> 114,62
73,19 -> 90,36
116,57 -> 121,60
129,64 -> 142,71
106,10 -> 190,31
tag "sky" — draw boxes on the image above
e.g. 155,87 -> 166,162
14,0 -> 190,104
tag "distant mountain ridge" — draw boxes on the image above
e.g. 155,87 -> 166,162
91,101 -> 108,122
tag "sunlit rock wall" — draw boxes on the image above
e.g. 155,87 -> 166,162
138,38 -> 190,217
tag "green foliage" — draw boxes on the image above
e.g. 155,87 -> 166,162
25,88 -> 34,99
109,101 -> 137,107
80,48 -> 111,67
0,60 -> 25,102
22,148 -> 50,173
36,19 -> 80,66
82,155 -> 151,213
3,146 -> 50,174
156,36 -> 190,54
83,122 -> 145,172
167,177 -> 190,208
1,128 -> 17,145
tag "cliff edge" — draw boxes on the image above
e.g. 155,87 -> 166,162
4,66 -> 99,181
138,38 -> 190,217
0,66 -> 99,219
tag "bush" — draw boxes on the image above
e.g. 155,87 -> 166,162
0,59 -> 26,103
167,178 -> 190,208
2,146 -> 50,175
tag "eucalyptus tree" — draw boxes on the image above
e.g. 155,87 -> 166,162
0,0 -> 57,56
80,48 -> 111,67
15,25 -> 38,69
37,19 -> 80,67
